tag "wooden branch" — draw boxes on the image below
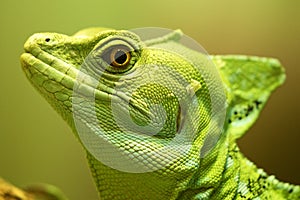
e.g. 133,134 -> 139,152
0,177 -> 68,200
0,178 -> 33,200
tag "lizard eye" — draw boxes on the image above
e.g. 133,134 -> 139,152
98,43 -> 137,73
88,35 -> 141,74
104,45 -> 131,67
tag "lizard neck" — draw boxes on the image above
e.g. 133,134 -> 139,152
176,136 -> 239,199
177,139 -> 300,200
86,136 -> 235,200
86,151 -> 197,200
85,136 -> 231,200
85,135 -> 300,200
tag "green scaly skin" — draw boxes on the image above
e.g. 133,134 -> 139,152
20,27 -> 300,200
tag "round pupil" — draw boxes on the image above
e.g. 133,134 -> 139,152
114,50 -> 128,64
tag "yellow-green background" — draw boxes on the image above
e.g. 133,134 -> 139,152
0,0 -> 299,199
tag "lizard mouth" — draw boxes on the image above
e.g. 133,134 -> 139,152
20,37 -> 151,119
21,52 -> 77,90
20,37 -> 114,103
20,48 -> 166,138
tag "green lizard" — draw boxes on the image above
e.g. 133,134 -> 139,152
20,27 -> 300,200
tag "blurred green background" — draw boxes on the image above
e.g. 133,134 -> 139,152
0,0 -> 299,199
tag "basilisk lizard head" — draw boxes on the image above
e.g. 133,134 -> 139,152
21,28 -> 291,199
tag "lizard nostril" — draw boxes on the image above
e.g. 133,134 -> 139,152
45,38 -> 50,42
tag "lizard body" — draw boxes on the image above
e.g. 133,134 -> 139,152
20,27 -> 300,199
